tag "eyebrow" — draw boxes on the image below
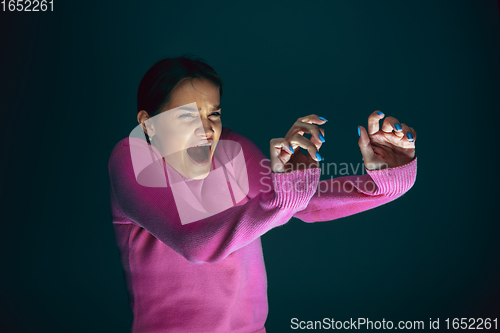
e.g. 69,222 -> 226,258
199,104 -> 221,111
175,104 -> 221,112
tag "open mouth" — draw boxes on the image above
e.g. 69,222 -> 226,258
186,143 -> 212,166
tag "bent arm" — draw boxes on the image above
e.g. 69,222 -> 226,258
294,157 -> 417,222
108,141 -> 320,264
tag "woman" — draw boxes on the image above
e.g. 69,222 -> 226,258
108,54 -> 417,333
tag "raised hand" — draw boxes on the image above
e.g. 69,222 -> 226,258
358,110 -> 416,170
270,114 -> 327,173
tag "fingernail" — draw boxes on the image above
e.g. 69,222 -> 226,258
377,111 -> 384,116
315,151 -> 322,162
319,116 -> 328,122
395,123 -> 402,131
357,126 -> 360,136
318,133 -> 325,143
407,132 -> 414,141
289,144 -> 294,152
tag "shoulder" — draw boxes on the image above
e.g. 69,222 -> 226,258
220,127 -> 266,159
220,127 -> 260,151
219,128 -> 271,197
220,127 -> 245,142
219,127 -> 270,174
108,138 -> 128,167
108,136 -> 158,170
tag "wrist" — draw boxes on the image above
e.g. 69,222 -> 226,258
271,168 -> 321,209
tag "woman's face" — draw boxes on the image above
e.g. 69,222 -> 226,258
146,78 -> 222,180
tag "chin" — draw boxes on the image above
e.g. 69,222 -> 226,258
190,170 -> 210,180
178,155 -> 212,180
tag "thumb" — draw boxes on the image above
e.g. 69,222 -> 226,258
357,125 -> 375,162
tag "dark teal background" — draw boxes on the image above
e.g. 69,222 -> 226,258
1,1 -> 499,332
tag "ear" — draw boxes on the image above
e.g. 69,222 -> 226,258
137,110 -> 155,136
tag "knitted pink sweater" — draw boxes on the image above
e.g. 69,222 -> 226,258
108,127 -> 417,333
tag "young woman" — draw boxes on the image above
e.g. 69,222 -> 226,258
108,55 -> 417,333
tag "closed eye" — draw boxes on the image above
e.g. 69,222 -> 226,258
209,111 -> 221,118
178,113 -> 197,119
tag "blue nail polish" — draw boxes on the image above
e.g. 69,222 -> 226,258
315,151 -> 322,162
377,111 -> 384,116
395,123 -> 402,131
407,132 -> 414,140
318,133 -> 325,143
289,144 -> 294,152
357,126 -> 360,136
319,116 -> 328,122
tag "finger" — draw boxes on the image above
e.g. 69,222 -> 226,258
381,116 -> 404,138
290,133 -> 322,162
286,121 -> 325,149
270,138 -> 294,168
400,123 -> 416,148
271,138 -> 294,155
358,126 -> 375,163
297,114 -> 328,125
409,126 -> 417,142
367,110 -> 385,135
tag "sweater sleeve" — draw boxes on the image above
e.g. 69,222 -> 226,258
108,136 -> 320,264
293,157 -> 417,223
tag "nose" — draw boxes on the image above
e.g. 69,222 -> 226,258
195,117 -> 214,139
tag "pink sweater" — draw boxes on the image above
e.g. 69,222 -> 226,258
108,127 -> 417,333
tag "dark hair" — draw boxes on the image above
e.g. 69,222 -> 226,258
137,53 -> 224,118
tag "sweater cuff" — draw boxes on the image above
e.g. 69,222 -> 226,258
365,157 -> 417,196
271,168 -> 321,210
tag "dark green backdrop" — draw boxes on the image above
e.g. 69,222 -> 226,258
1,1 -> 499,332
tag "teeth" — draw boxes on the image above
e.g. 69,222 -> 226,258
194,143 -> 211,148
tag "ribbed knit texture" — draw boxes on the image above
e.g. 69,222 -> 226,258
108,127 -> 417,333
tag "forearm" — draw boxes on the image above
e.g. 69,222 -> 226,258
294,157 -> 417,222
